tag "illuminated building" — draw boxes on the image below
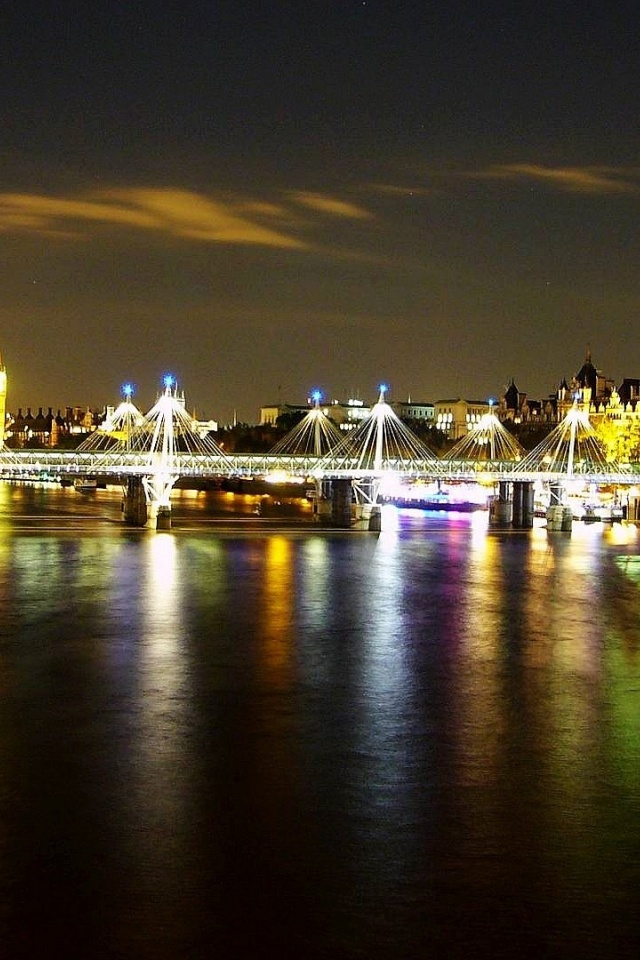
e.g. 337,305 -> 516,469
391,399 -> 434,422
557,348 -> 615,418
260,397 -> 371,430
433,398 -> 492,439
260,402 -> 309,425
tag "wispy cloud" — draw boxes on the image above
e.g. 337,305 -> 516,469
0,185 -> 381,248
468,164 -> 640,194
288,191 -> 373,219
105,188 -> 306,246
0,187 -> 326,248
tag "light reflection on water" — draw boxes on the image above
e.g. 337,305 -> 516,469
0,484 -> 640,958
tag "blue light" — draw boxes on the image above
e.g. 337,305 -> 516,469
163,373 -> 175,390
378,382 -> 389,396
122,382 -> 134,399
311,389 -> 322,404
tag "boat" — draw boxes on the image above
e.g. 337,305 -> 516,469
379,494 -> 486,513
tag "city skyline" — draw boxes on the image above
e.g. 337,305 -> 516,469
0,341 -> 624,427
1,1 -> 639,421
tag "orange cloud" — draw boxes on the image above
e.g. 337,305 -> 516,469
471,164 -> 640,194
0,188 -> 307,248
0,193 -> 161,229
104,188 -> 306,247
289,191 -> 373,219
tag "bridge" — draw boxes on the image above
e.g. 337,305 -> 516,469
1,380 -> 638,528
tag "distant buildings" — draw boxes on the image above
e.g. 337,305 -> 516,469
433,398 -> 492,440
6,406 -> 98,447
391,400 -> 435,423
499,349 -> 628,427
2,343 -> 640,449
260,396 -> 371,431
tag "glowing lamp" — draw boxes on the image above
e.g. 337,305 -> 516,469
122,382 -> 134,399
163,373 -> 175,390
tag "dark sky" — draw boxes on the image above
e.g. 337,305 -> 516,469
1,0 -> 638,422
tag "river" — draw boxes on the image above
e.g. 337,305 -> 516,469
1,481 -> 639,959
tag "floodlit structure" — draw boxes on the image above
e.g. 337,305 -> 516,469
268,391 -> 342,457
317,384 -> 441,475
509,400 -> 632,521
76,384 -> 144,452
125,377 -> 226,513
514,400 -> 621,477
445,411 -> 525,464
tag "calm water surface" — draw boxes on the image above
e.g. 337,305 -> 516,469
1,482 -> 640,959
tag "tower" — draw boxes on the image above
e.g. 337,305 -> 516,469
0,351 -> 6,447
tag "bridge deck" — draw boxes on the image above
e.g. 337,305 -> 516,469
0,448 -> 637,486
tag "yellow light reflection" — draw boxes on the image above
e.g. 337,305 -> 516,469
259,536 -> 294,686
603,522 -> 639,547
469,507 -> 490,549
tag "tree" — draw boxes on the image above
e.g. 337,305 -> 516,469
275,410 -> 306,432
400,419 -> 449,454
596,414 -> 640,464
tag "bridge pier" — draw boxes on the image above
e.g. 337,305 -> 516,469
549,481 -> 564,506
545,481 -> 572,531
627,496 -> 640,523
488,480 -> 535,529
311,478 -> 332,522
156,506 -> 172,530
368,504 -> 382,531
331,478 -> 353,528
489,480 -> 513,528
123,476 -> 148,526
512,480 -> 535,529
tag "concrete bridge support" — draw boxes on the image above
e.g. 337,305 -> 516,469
331,478 -> 353,528
156,506 -> 172,530
512,481 -> 535,529
489,480 -> 513,528
368,504 -> 382,531
123,476 -> 148,526
627,496 -> 640,523
549,481 -> 564,506
489,480 -> 535,529
312,479 -> 332,522
545,481 -> 572,531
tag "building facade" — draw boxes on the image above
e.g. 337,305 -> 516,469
5,406 -> 99,447
433,398 -> 492,440
391,400 -> 434,423
260,397 -> 371,430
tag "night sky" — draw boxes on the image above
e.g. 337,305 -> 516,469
1,1 -> 638,422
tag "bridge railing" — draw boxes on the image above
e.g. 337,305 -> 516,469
2,447 -> 640,488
